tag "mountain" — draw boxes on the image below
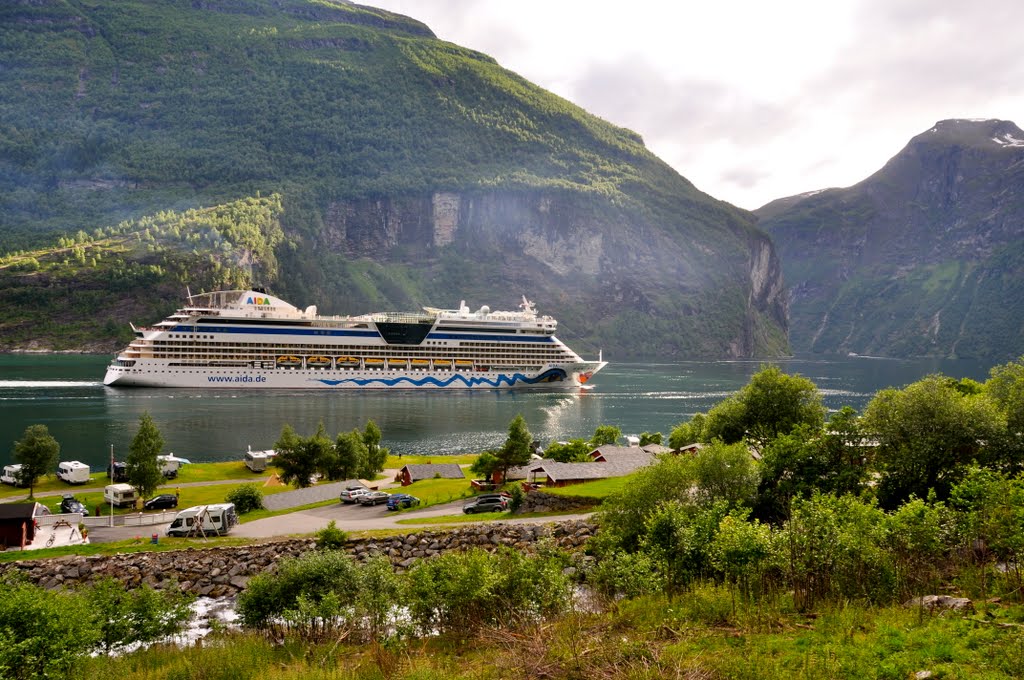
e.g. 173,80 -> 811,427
757,119 -> 1024,360
0,0 -> 788,359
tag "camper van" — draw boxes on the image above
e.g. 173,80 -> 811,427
244,446 -> 277,472
165,503 -> 238,537
103,483 -> 138,508
156,454 -> 189,479
57,461 -> 91,484
1,464 -> 25,487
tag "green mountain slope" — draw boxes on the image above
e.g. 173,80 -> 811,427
0,0 -> 788,359
758,119 -> 1024,360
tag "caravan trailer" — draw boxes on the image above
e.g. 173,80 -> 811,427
57,461 -> 91,484
165,503 -> 238,537
244,446 -> 277,472
1,464 -> 25,487
103,483 -> 138,508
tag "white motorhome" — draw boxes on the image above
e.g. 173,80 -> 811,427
244,446 -> 277,472
156,454 -> 190,479
1,464 -> 24,487
57,461 -> 91,484
103,483 -> 138,508
165,503 -> 238,537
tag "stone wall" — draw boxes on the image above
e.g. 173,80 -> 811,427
0,520 -> 596,597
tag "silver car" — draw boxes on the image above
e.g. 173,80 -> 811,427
340,487 -> 370,503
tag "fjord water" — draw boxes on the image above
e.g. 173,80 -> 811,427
0,354 -> 993,469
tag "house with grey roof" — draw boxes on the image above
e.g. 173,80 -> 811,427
397,463 -> 466,486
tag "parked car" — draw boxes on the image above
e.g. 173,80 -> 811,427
463,494 -> 509,514
339,486 -> 370,503
143,494 -> 179,511
59,494 -> 89,516
358,491 -> 391,506
386,494 -> 421,510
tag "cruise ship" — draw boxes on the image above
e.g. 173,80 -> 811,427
103,289 -> 607,389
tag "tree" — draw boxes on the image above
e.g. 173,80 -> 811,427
12,424 -> 59,499
691,440 -> 760,511
863,375 -> 1006,507
362,420 -> 389,478
590,424 -> 622,447
127,412 -> 164,500
714,366 -> 826,453
493,414 -> 533,484
330,429 -> 367,481
639,431 -> 663,446
544,438 -> 591,463
669,413 -> 707,449
273,424 -> 319,488
755,408 -> 871,523
469,450 -> 500,482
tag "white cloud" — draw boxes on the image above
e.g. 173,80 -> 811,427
371,0 -> 1024,210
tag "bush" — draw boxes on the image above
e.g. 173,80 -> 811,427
405,547 -> 571,637
315,520 -> 348,550
0,574 -> 97,679
226,483 -> 264,514
237,550 -> 359,632
508,484 -> 525,512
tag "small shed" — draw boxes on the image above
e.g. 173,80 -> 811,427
589,445 -> 656,465
529,457 -> 655,487
397,463 -> 465,486
0,502 -> 44,549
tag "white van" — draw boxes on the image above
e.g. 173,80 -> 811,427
103,483 -> 138,508
156,454 -> 189,479
1,464 -> 25,487
244,446 -> 277,472
166,503 -> 238,537
57,461 -> 91,484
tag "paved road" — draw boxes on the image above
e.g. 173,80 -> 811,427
88,497 -> 592,544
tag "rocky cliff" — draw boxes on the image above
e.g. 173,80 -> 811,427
758,119 -> 1024,360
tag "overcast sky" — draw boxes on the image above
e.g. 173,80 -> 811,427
370,0 -> 1024,210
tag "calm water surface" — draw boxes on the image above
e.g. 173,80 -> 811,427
0,354 -> 994,468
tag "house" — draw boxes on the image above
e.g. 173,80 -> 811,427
0,502 -> 45,549
396,463 -> 465,486
527,460 -> 651,487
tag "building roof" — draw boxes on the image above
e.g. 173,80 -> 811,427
0,503 -> 40,521
641,443 -> 672,454
400,463 -> 465,482
532,456 -> 654,483
504,458 -> 554,480
589,445 -> 657,467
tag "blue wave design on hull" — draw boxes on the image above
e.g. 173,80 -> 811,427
312,369 -> 568,388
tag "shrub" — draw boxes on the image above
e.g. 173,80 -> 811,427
237,550 -> 359,632
315,520 -> 348,550
226,483 -> 264,513
0,574 -> 97,679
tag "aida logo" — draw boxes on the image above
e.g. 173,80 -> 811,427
246,296 -> 271,305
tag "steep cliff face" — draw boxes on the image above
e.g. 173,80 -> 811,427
307,189 -> 788,359
758,119 -> 1024,360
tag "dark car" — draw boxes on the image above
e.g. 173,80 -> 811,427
143,494 -> 179,511
58,494 -> 89,516
386,494 -> 420,510
463,494 -> 509,514
358,491 -> 391,506
107,462 -> 129,483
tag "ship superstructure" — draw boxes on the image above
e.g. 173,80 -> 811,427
103,290 -> 606,389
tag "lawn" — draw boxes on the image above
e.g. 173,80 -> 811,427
36,481 -> 290,517
539,476 -> 631,499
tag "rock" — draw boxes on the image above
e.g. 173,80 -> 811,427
906,595 -> 974,613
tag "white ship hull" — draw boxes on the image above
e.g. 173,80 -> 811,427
104,361 -> 605,389
103,289 -> 607,390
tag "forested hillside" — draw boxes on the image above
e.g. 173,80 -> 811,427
0,0 -> 788,358
758,119 -> 1024,360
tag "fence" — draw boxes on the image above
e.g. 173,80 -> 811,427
83,510 -> 177,528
